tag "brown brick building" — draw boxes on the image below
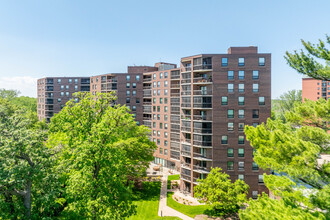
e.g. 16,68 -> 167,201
302,78 -> 330,101
37,77 -> 90,122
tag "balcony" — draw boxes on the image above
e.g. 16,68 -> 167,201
181,174 -> 191,182
193,127 -> 212,134
181,66 -> 191,72
193,77 -> 212,84
143,116 -> 152,120
46,86 -> 54,91
81,78 -> 90,84
181,103 -> 191,108
193,103 -> 212,109
170,115 -> 180,124
143,120 -> 152,128
193,140 -> 212,148
193,64 -> 212,71
181,91 -> 191,96
181,126 -> 191,132
143,85 -> 152,89
46,79 -> 54,84
193,153 -> 212,161
143,106 -> 152,113
181,79 -> 191,84
45,99 -> 54,105
193,90 -> 212,96
181,139 -> 191,145
181,150 -> 191,157
171,92 -> 180,97
181,162 -> 191,170
193,165 -> 210,174
171,83 -> 180,89
143,90 -> 152,97
143,77 -> 152,82
171,71 -> 180,80
193,115 -> 212,121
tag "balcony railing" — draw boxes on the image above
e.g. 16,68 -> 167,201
181,103 -> 191,108
193,165 -> 210,173
193,127 -> 212,134
193,103 -> 212,108
181,126 -> 191,132
181,174 -> 191,182
182,163 -> 191,170
170,137 -> 180,142
193,64 -> 212,71
143,77 -> 152,82
143,116 -> 152,120
181,151 -> 191,157
171,73 -> 180,79
193,153 -> 212,160
182,66 -> 191,72
193,90 -> 212,96
171,84 -> 180,89
181,79 -> 191,84
143,91 -> 152,97
171,92 -> 180,97
143,85 -> 152,89
193,140 -> 212,147
193,77 -> 212,84
181,91 -> 191,96
193,115 -> 212,121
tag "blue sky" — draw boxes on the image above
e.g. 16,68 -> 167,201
0,0 -> 329,97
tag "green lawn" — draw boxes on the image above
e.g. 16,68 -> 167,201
127,182 -> 181,220
167,192 -> 210,218
167,174 -> 180,189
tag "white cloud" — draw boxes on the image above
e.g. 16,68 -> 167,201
0,76 -> 38,97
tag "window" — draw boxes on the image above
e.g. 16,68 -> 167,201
222,57 -> 228,66
164,132 -> 168,138
164,81 -> 168,87
159,148 -> 163,153
164,123 -> 168,129
228,84 -> 234,93
228,109 -> 234,118
153,98 -> 156,104
153,73 -> 156,79
132,90 -> 136,96
253,109 -> 259,118
164,140 -> 168,146
238,175 -> 244,180
221,135 -> 228,144
227,161 -> 234,170
258,175 -> 264,183
164,115 -> 168,121
157,82 -> 160,87
153,114 -> 156,120
61,92 -> 64,96
164,89 -> 168,95
259,97 -> 265,105
126,98 -> 130,103
153,82 -> 156,88
61,85 -> 64,90
136,75 -> 140,81
153,122 -> 156,128
132,83 -> 136,88
75,98 -> 78,103
126,83 -> 130,88
164,106 -> 168,112
57,98 -> 61,103
157,130 -> 161,136
238,110 -> 245,119
126,75 -> 130,81
227,148 -> 234,157
238,162 -> 244,170
238,57 -> 245,66
252,122 -> 259,127
126,91 -> 130,96
153,138 -> 156,143
238,123 -> 244,131
228,122 -> 234,131
164,98 -> 168,104
238,96 -> 244,105
160,98 -> 163,104
238,136 -> 244,144
253,70 -> 259,80
228,71 -> 234,80
252,162 -> 259,170
259,57 -> 265,66
132,105 -> 136,111
164,72 -> 168,78
153,90 -> 156,95
136,98 -> 140,103
157,90 -> 160,95
153,130 -> 156,136
152,106 -> 155,112
74,85 -> 78,91
65,92 -> 69,97
160,72 -> 163,79
57,79 -> 61,84
239,84 -> 244,93
136,121 -> 140,126
69,79 -> 72,83
164,149 -> 168,155
222,96 -> 228,105
157,114 -> 160,120
96,77 -> 98,82
66,85 -> 69,89
157,106 -> 160,112
253,84 -> 259,93
238,71 -> 244,80
238,148 -> 244,157
74,79 -> 78,84
252,191 -> 258,199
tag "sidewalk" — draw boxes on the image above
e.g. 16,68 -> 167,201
158,170 -> 194,220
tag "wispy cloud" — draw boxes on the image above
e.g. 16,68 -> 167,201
0,76 -> 38,97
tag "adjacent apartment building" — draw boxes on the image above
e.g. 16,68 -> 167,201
302,78 -> 330,101
37,46 -> 271,198
37,77 -> 90,122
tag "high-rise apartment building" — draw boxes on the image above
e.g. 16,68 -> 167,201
302,78 -> 330,101
37,47 -> 271,198
37,77 -> 90,122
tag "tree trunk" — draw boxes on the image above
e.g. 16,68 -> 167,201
24,181 -> 32,219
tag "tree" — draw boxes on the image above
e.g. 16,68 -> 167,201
194,167 -> 249,217
285,35 -> 330,80
272,90 -> 302,121
0,88 -> 20,100
47,92 -> 157,219
0,98 -> 61,219
11,96 -> 37,112
239,99 -> 329,219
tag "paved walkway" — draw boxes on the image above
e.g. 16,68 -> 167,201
158,170 -> 194,220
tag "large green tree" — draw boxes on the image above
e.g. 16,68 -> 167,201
285,35 -> 330,80
47,92 -> 157,219
0,98 -> 61,219
194,167 -> 249,217
272,89 -> 302,121
239,99 -> 329,219
0,88 -> 20,100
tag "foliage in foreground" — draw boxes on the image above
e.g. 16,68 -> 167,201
47,92 -> 157,219
272,89 -> 302,121
285,35 -> 330,80
240,98 -> 329,219
194,167 -> 249,216
0,98 -> 60,219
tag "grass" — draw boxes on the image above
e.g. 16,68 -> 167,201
167,192 -> 210,218
127,182 -> 181,220
167,174 -> 180,189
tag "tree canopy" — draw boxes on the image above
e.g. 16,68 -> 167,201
285,35 -> 330,80
47,92 -> 157,219
272,89 -> 302,121
194,167 -> 249,217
